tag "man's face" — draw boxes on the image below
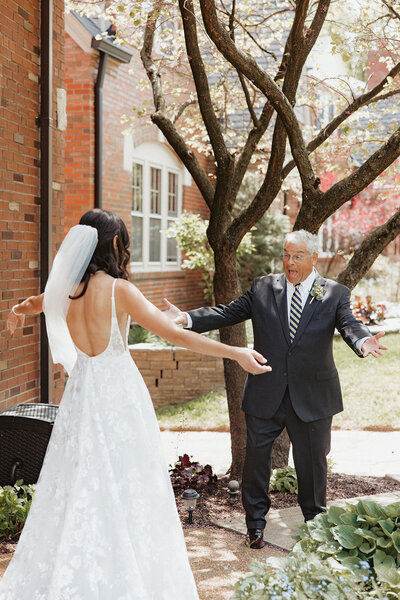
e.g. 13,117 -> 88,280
283,241 -> 318,285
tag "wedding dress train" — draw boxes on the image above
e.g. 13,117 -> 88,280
0,280 -> 199,599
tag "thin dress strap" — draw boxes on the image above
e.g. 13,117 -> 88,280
110,278 -> 128,351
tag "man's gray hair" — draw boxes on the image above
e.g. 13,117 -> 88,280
284,230 -> 319,255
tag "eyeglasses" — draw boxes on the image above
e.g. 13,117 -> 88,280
282,253 -> 309,263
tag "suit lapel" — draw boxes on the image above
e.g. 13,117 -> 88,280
291,274 -> 327,347
272,274 -> 290,346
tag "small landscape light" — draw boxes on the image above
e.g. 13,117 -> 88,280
181,488 -> 199,524
227,479 -> 240,502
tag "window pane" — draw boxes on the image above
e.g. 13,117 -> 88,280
168,172 -> 177,217
132,163 -> 143,212
131,216 -> 143,262
149,217 -> 161,262
167,219 -> 178,262
150,167 -> 161,214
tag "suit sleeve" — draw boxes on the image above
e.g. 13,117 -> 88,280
188,281 -> 255,334
335,286 -> 372,357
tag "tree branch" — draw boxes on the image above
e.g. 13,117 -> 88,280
140,5 -> 214,208
172,98 -> 197,123
336,207 -> 400,289
178,0 -> 231,168
282,61 -> 400,179
295,127 -> 400,231
199,0 -> 322,202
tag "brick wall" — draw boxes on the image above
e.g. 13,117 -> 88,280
0,0 -> 65,411
130,345 -> 225,409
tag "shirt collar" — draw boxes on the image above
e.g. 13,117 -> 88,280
287,267 -> 317,293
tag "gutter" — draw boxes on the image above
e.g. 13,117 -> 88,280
94,51 -> 108,209
39,0 -> 53,404
91,36 -> 132,210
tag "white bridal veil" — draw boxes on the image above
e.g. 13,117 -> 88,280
43,224 -> 98,374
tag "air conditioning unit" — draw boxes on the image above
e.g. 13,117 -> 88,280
0,403 -> 59,486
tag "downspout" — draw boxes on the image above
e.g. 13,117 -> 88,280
94,51 -> 108,209
39,0 -> 53,404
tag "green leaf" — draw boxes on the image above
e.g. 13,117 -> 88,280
332,525 -> 364,549
327,506 -> 346,526
392,529 -> 400,552
375,565 -> 400,588
378,519 -> 395,536
374,550 -> 396,569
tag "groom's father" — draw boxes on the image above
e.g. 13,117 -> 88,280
164,230 -> 387,548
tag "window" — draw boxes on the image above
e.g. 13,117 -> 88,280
130,147 -> 181,270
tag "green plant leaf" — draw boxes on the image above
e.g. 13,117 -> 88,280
332,525 -> 364,549
375,565 -> 400,588
327,505 -> 346,525
392,529 -> 400,553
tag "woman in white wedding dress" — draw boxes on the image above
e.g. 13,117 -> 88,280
2,209 -> 270,600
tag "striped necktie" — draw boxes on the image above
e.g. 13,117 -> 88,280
289,283 -> 302,342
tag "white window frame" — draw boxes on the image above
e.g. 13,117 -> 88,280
128,142 -> 183,272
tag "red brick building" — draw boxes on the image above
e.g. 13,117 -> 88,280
65,12 -> 209,311
0,0 -> 66,410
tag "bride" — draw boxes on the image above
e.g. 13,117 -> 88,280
2,209 -> 270,600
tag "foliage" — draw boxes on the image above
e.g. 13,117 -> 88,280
235,172 -> 290,290
351,296 -> 387,325
294,500 -> 400,592
128,324 -> 173,346
169,453 -> 217,494
232,549 -> 370,600
166,212 -> 254,300
233,499 -> 400,599
269,466 -> 298,494
0,480 -> 35,540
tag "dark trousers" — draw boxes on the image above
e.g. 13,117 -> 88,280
242,388 -> 332,529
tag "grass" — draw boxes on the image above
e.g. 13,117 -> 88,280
156,332 -> 400,431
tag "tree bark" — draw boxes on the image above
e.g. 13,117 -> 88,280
213,247 -> 248,479
271,429 -> 290,469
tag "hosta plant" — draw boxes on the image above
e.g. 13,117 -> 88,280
269,466 -> 298,494
294,500 -> 400,592
0,480 -> 36,540
232,549 -> 370,600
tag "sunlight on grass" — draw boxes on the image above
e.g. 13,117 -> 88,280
156,332 -> 400,431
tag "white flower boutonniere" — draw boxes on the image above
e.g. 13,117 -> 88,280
310,281 -> 324,303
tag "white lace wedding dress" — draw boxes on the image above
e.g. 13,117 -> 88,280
0,280 -> 199,600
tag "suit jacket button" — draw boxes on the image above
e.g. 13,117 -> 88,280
283,372 -> 287,377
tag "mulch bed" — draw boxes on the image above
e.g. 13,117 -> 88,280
176,472 -> 400,529
1,473 -> 399,555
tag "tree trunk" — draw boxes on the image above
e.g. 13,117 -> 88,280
213,247 -> 248,479
271,429 -> 290,469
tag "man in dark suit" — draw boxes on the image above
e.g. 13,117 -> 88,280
164,230 -> 387,548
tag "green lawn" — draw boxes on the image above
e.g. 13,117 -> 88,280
156,332 -> 400,431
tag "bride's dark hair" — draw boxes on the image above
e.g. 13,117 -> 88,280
70,209 -> 131,299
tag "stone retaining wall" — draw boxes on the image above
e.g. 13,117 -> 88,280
129,344 -> 225,409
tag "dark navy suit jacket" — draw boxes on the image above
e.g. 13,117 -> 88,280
188,273 -> 371,422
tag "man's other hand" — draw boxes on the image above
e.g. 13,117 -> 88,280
362,331 -> 388,358
162,298 -> 188,327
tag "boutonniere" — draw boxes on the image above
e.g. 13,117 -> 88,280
310,281 -> 324,303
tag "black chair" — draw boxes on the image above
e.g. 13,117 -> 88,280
0,403 -> 59,486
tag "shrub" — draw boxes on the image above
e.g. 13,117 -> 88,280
232,549 -> 368,599
0,480 -> 35,540
233,500 -> 400,599
169,454 -> 217,494
269,466 -> 298,494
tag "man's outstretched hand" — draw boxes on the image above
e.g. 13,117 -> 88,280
163,298 -> 188,327
362,331 -> 388,358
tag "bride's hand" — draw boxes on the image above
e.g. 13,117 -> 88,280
6,308 -> 25,336
235,348 -> 272,375
162,298 -> 188,326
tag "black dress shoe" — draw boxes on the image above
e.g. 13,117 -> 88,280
246,528 -> 266,549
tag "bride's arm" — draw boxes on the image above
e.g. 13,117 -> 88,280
118,280 -> 271,375
6,293 -> 44,335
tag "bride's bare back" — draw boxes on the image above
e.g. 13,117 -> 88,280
66,272 -> 127,357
